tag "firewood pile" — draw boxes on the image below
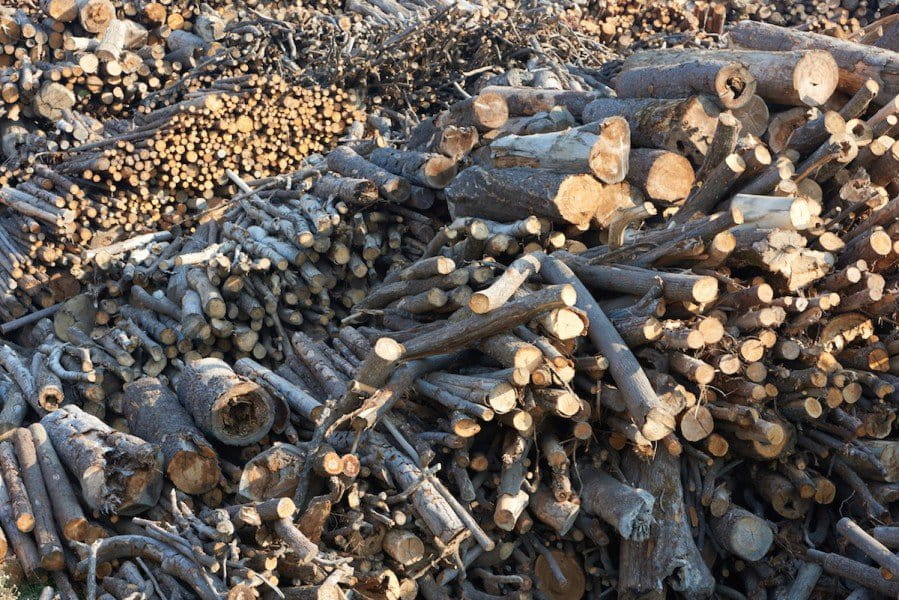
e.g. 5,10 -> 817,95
7,1 -> 899,598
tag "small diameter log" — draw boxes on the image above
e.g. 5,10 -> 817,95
41,405 -> 163,515
353,338 -> 406,390
579,465 -> 654,541
28,423 -> 87,542
123,377 -> 220,495
470,253 -> 541,314
582,96 -> 720,164
0,441 -> 34,532
529,485 -> 580,535
382,529 -> 425,566
836,517 -> 899,578
616,50 -> 757,109
729,20 -> 899,103
730,194 -> 812,230
326,146 -> 411,203
446,166 -> 602,227
12,428 -> 63,570
538,253 -> 675,441
0,472 -> 40,579
710,506 -> 773,561
272,517 -> 319,565
626,149 -> 695,203
176,357 -> 274,446
489,117 -> 629,184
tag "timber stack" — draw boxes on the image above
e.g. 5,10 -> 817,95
4,8 -> 899,600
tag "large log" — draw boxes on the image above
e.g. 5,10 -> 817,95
40,405 -> 162,515
729,20 -> 899,103
619,48 -> 838,107
123,377 -> 220,494
446,166 -> 603,227
176,357 -> 275,446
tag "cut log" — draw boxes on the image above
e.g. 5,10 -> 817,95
626,148 -> 695,203
12,428 -> 64,570
446,166 -> 603,227
479,86 -> 611,120
489,117 -> 630,183
123,377 -> 220,494
729,20 -> 899,103
616,50 -> 757,109
710,506 -> 774,561
40,405 -> 162,515
176,357 -> 275,446
579,465 -> 654,541
27,423 -> 87,542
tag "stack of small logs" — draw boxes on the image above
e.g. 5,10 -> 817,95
8,14 -> 899,600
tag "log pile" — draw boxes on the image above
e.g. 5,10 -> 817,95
6,10 -> 899,600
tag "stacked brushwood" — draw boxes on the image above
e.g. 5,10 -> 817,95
9,16 -> 899,600
0,76 -> 361,322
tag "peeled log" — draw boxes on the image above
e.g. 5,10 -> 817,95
489,117 -> 629,183
40,405 -> 163,515
446,166 -> 602,227
176,357 -> 275,446
582,96 -> 720,164
123,377 -> 220,495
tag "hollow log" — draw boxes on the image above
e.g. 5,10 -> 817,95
176,357 -> 274,446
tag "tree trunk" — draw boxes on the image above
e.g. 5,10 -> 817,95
729,20 -> 899,103
27,423 -> 87,542
617,50 -> 757,109
618,451 -> 715,599
627,148 -> 695,203
579,464 -> 654,541
12,428 -> 64,570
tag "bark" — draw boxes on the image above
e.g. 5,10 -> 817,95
40,405 -> 163,515
369,148 -> 457,189
0,440 -> 34,532
176,357 -> 275,446
436,91 -> 509,131
123,377 -> 220,495
447,166 -> 603,227
326,146 -> 411,203
0,471 -> 40,579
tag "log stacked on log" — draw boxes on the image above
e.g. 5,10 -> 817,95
5,14 -> 899,600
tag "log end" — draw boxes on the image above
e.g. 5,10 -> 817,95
168,448 -> 222,495
716,62 -> 757,109
556,175 -> 606,227
794,51 -> 839,107
211,381 -> 275,446
473,92 -> 510,130
722,513 -> 774,561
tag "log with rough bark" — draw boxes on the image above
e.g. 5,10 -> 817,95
41,405 -> 162,515
123,377 -> 220,495
729,20 -> 899,103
